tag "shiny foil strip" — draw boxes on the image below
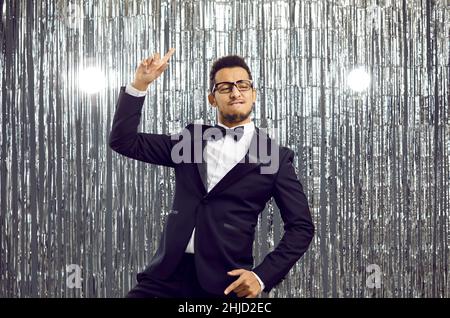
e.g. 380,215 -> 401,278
0,0 -> 449,297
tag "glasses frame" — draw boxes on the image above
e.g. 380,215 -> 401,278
212,79 -> 254,94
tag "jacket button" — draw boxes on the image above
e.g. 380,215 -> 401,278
202,196 -> 208,204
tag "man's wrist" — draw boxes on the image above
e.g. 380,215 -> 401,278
131,81 -> 149,91
251,271 -> 265,292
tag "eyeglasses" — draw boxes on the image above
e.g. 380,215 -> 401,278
212,80 -> 254,94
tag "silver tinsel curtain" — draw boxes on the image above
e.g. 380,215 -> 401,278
0,0 -> 449,298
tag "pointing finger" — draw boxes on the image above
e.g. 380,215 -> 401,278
161,48 -> 176,64
224,276 -> 244,295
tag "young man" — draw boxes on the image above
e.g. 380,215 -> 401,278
109,49 -> 314,298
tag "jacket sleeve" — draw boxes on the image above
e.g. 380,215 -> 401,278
252,148 -> 315,293
108,86 -> 177,167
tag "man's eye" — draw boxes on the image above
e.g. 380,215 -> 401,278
238,83 -> 251,89
219,85 -> 232,92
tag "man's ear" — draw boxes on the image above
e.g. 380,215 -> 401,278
208,93 -> 216,107
252,89 -> 257,104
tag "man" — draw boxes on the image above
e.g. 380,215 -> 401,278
109,48 -> 314,298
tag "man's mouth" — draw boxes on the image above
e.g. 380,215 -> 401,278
229,100 -> 245,106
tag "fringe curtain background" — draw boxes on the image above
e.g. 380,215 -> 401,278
0,0 -> 449,297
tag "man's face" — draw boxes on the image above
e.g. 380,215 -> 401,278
208,67 -> 257,127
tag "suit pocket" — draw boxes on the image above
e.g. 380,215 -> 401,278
223,222 -> 253,236
223,222 -> 241,233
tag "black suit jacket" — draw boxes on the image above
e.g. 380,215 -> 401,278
109,87 -> 314,294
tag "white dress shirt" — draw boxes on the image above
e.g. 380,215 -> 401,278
125,84 -> 265,291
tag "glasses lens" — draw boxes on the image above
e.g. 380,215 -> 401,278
214,80 -> 253,93
237,80 -> 252,90
216,83 -> 233,93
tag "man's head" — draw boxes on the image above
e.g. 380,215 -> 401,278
208,55 -> 257,127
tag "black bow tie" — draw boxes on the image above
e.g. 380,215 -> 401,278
206,124 -> 245,142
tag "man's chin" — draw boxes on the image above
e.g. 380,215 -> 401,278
222,114 -> 248,124
221,110 -> 253,124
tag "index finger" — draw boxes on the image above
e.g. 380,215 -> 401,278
161,48 -> 176,64
224,276 -> 244,295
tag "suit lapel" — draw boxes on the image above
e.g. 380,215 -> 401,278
196,138 -> 208,193
192,125 -> 209,194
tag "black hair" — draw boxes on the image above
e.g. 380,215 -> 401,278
209,55 -> 253,92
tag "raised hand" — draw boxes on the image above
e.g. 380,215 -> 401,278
132,48 -> 176,91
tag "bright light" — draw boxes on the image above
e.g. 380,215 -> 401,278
347,68 -> 371,92
78,67 -> 106,94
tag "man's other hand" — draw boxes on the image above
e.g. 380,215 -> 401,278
224,269 -> 262,298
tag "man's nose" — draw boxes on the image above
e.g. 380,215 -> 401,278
230,85 -> 242,98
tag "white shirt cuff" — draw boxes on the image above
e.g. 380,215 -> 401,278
125,83 -> 148,97
251,271 -> 265,292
